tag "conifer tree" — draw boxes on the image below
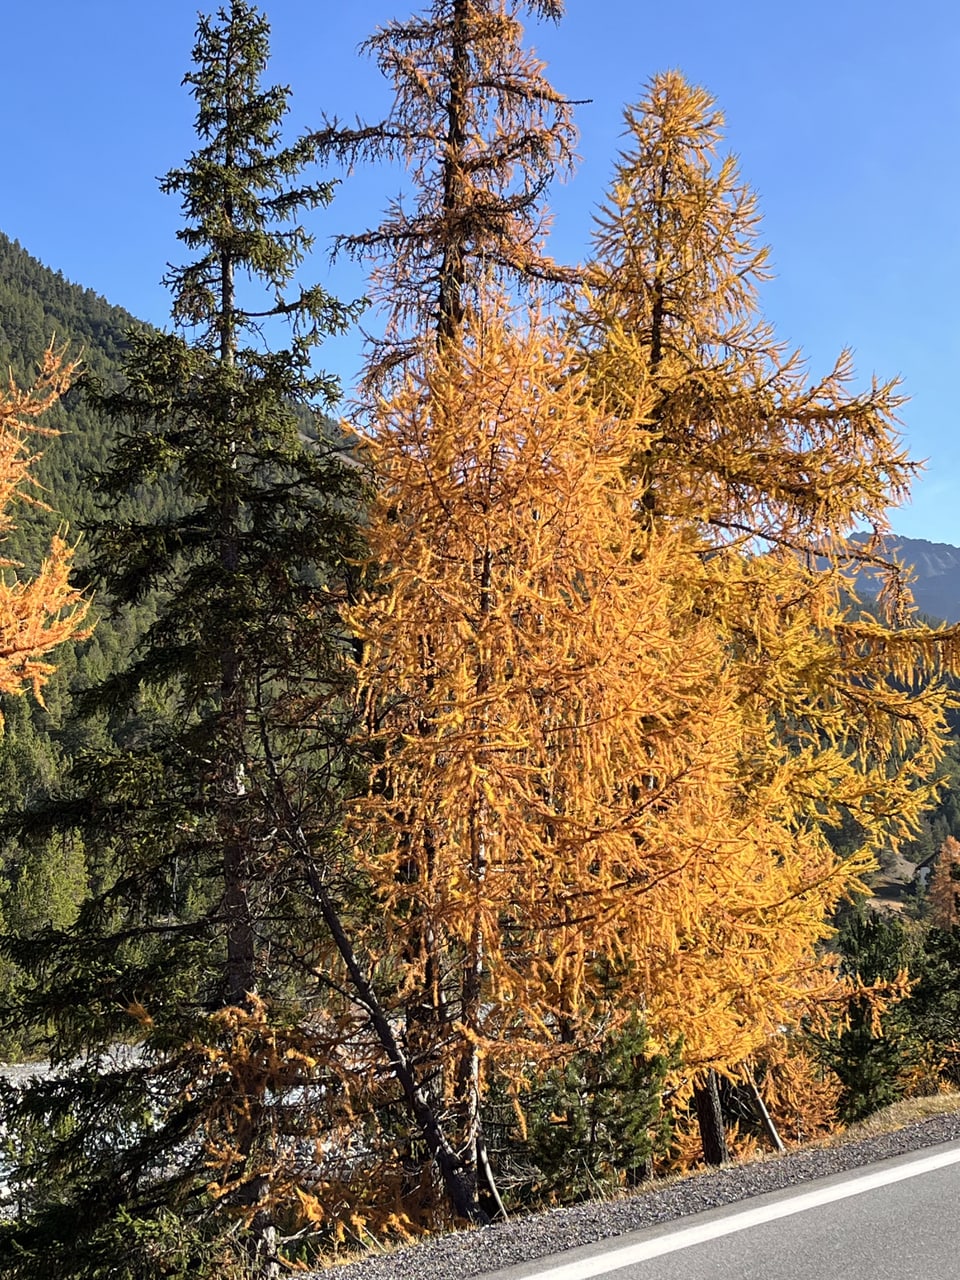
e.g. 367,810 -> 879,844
305,0 -> 584,1222
576,72 -> 958,1156
314,0 -> 577,384
0,6 -> 363,1277
579,71 -> 919,554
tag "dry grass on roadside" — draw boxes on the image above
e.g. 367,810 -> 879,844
820,1091 -> 960,1147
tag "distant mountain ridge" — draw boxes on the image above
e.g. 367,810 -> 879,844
850,532 -> 960,624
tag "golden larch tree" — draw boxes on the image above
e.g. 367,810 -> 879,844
579,71 -> 916,551
317,0 -> 583,1219
347,296 -> 901,1201
575,70 -> 959,1149
0,346 -> 88,706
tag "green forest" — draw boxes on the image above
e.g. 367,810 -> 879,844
2,3 -> 960,1278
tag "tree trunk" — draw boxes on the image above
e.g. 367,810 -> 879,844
436,0 -> 470,348
694,1070 -> 729,1166
454,544 -> 493,1199
745,1067 -> 785,1154
262,750 -> 485,1224
306,851 -> 484,1222
240,1177 -> 280,1280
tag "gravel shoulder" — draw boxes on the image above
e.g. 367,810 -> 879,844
321,1110 -> 960,1280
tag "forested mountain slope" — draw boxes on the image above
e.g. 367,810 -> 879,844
0,232 -> 151,564
0,229 -> 169,682
0,233 -> 159,1017
850,531 -> 960,625
0,228 -> 164,689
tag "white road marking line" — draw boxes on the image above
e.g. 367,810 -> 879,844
515,1144 -> 960,1280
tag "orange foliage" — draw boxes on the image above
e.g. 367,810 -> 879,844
751,1039 -> 842,1148
179,994 -> 448,1252
0,345 -> 89,709
664,1040 -> 842,1174
348,299 -> 887,1117
575,72 -> 959,1068
341,65 -> 958,1212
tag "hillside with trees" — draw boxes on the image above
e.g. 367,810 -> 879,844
0,237 -> 165,1021
0,349 -> 90,981
0,231 -> 170,706
0,233 -> 160,558
3,3 -> 960,1278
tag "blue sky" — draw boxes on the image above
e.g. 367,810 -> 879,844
5,1 -> 959,542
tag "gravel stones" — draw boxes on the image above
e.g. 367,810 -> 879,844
320,1112 -> 960,1280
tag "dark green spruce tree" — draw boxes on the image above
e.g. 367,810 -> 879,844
0,4 -> 365,1277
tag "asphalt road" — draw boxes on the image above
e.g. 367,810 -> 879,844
478,1141 -> 960,1280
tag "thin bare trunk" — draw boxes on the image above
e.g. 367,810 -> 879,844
455,544 -> 493,1191
305,846 -> 485,1223
437,0 -> 470,348
258,737 -> 485,1224
745,1066 -> 785,1154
